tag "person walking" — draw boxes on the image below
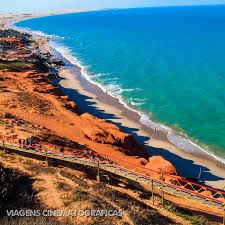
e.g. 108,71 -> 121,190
25,139 -> 29,148
18,139 -> 22,148
21,139 -> 25,148
60,147 -> 65,157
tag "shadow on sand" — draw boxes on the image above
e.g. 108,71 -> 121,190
56,77 -> 225,187
147,146 -> 223,183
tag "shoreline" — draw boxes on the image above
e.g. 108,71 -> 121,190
7,13 -> 225,189
49,41 -> 225,189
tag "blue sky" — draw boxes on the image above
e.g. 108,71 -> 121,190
1,0 -> 225,14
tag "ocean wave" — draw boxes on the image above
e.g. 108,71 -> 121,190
167,132 -> 225,164
30,30 -> 64,39
130,101 -> 145,106
90,73 -> 108,78
123,88 -> 143,93
50,42 -> 81,65
101,77 -> 118,82
104,83 -> 124,96
140,115 -> 172,131
130,98 -> 147,106
13,25 -> 65,40
103,85 -> 142,96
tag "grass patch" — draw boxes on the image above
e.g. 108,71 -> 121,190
164,201 -> 215,225
0,62 -> 33,72
57,182 -> 71,191
63,186 -> 89,207
72,186 -> 89,202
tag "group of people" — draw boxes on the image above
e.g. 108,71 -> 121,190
17,138 -> 97,160
18,138 -> 33,148
88,150 -> 95,159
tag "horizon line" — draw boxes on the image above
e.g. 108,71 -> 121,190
1,3 -> 225,15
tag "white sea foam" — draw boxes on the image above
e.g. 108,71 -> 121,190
130,98 -> 147,106
130,101 -> 144,106
104,83 -> 124,95
13,25 -> 225,165
91,73 -> 108,78
28,29 -> 48,37
167,132 -> 225,164
29,30 -> 63,39
101,77 -> 118,82
12,25 -> 64,40
123,88 -> 142,93
140,115 -> 172,131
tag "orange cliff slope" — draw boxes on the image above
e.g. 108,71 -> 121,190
0,69 -> 177,177
0,34 -> 178,177
0,69 -> 144,157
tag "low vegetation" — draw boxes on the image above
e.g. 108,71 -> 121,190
0,62 -> 33,72
164,201 -> 221,225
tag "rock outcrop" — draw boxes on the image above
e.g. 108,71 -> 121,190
144,156 -> 177,180
81,113 -> 143,155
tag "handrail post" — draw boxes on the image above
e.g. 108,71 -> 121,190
160,172 -> 164,180
161,190 -> 164,205
151,179 -> 154,205
97,160 -> 100,183
45,150 -> 48,166
2,140 -> 5,154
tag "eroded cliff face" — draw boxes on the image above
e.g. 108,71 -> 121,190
80,113 -> 143,155
0,69 -> 144,156
144,156 -> 178,180
145,156 -> 177,174
0,69 -> 177,178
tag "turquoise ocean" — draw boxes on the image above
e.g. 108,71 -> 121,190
16,6 -> 225,163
